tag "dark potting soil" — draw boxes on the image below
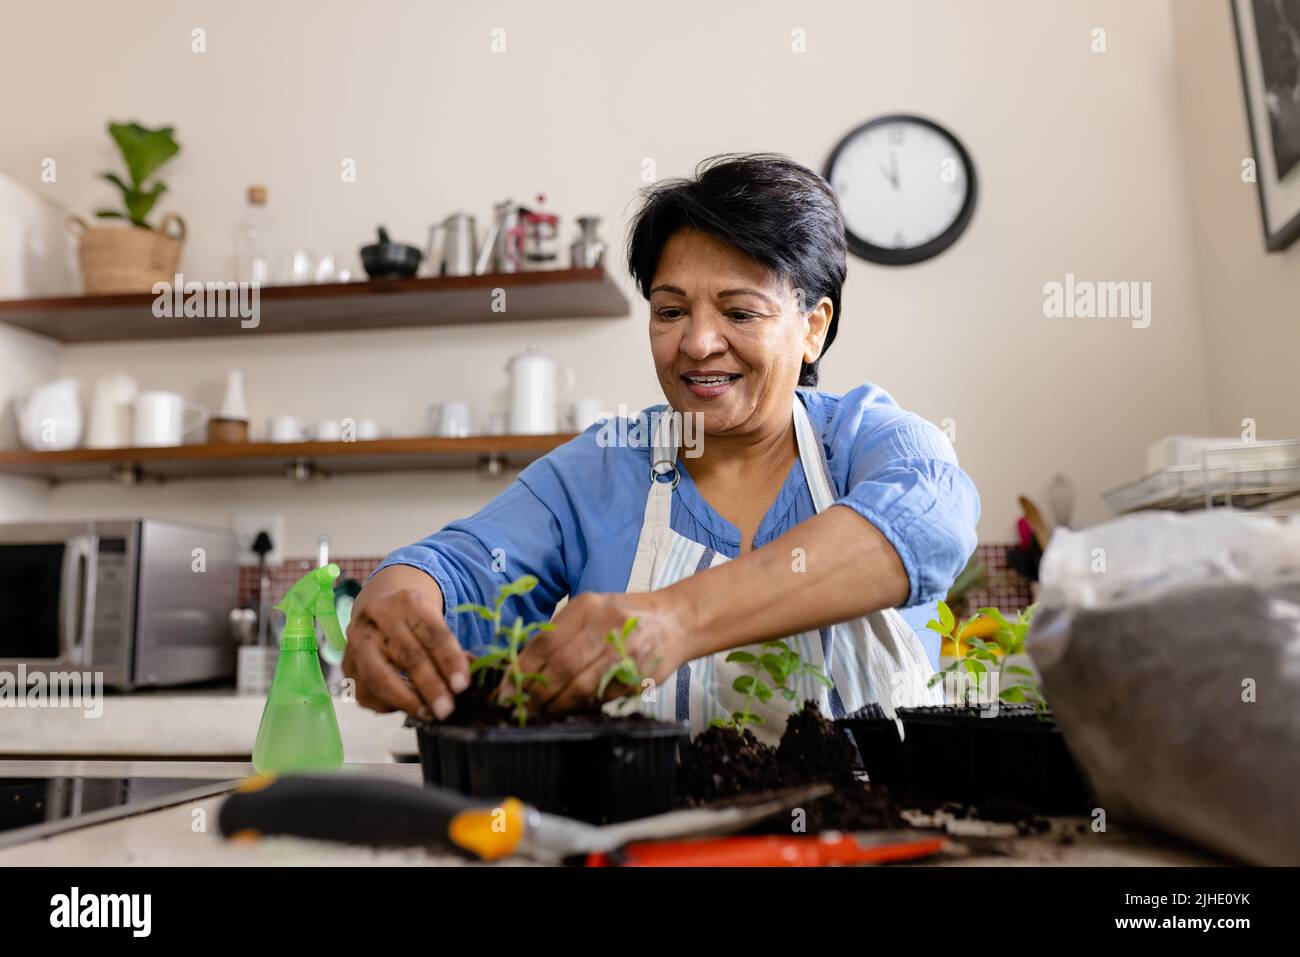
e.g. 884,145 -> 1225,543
674,701 -> 906,833
431,665 -> 649,730
776,700 -> 859,779
674,725 -> 780,800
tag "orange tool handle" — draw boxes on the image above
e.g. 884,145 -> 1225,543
588,834 -> 948,867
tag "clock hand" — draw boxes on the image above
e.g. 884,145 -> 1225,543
878,163 -> 899,191
890,149 -> 900,190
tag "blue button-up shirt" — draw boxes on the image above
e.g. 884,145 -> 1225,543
376,383 -> 980,670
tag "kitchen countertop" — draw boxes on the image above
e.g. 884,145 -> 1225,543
0,690 -> 415,762
0,759 -> 1225,867
0,759 -> 479,866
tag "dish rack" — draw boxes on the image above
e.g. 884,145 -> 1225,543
1103,439 -> 1300,515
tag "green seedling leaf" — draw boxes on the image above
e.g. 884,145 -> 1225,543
453,603 -> 497,622
937,601 -> 955,634
753,682 -> 774,703
498,575 -> 539,599
469,651 -> 507,672
1006,665 -> 1036,677
976,607 -> 1011,628
597,667 -> 617,699
759,654 -> 787,684
733,674 -> 756,695
725,651 -> 757,665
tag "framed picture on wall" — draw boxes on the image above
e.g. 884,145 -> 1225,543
1232,0 -> 1300,251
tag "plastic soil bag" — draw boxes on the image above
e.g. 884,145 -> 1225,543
1027,510 -> 1300,865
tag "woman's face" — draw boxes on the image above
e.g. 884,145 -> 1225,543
648,228 -> 831,437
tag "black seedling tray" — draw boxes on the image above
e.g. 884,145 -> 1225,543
836,703 -> 906,789
410,718 -> 688,824
837,703 -> 1093,813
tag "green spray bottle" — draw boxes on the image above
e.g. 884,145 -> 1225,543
252,563 -> 348,773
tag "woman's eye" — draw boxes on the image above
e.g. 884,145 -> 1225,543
727,311 -> 757,322
654,307 -> 684,320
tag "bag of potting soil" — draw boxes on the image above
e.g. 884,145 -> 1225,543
1026,510 -> 1300,865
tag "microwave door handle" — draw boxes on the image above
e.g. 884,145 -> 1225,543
80,537 -> 98,667
60,535 -> 93,666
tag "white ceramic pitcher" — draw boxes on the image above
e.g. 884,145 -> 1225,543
16,378 -> 82,451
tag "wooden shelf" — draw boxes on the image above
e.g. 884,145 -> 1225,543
0,267 -> 629,343
0,434 -> 577,483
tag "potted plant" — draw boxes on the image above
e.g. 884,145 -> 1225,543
69,121 -> 185,294
839,602 -> 1092,812
674,642 -> 839,802
410,575 -> 686,824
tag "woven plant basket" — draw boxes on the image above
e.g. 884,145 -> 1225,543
69,212 -> 186,294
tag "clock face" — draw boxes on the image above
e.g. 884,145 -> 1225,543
825,114 -> 977,265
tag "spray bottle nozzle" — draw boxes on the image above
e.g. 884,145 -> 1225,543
274,562 -> 346,655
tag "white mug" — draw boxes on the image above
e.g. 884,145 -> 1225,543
133,391 -> 209,447
86,374 -> 137,448
267,415 -> 308,443
569,398 -> 605,432
428,401 -> 472,438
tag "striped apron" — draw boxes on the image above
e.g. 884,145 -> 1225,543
622,394 -> 942,744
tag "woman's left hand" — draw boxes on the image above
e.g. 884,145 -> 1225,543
509,591 -> 691,715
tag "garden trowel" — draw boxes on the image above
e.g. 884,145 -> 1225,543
218,772 -> 833,864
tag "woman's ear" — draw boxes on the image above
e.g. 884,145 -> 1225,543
803,297 -> 833,365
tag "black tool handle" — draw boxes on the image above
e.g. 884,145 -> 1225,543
218,774 -> 505,853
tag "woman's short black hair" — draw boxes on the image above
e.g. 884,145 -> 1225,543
625,152 -> 848,387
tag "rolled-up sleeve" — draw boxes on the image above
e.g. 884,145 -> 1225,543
821,386 -> 980,607
371,480 -> 568,651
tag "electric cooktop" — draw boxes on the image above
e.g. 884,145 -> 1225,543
0,771 -> 237,848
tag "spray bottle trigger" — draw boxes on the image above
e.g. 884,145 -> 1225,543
319,609 -> 347,664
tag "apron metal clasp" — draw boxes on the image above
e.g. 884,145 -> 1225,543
650,460 -> 681,489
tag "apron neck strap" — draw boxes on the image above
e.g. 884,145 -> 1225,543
652,395 -> 833,510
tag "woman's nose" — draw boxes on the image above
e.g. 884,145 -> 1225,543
679,313 -> 728,359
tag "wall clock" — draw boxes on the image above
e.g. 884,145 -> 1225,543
824,114 -> 978,266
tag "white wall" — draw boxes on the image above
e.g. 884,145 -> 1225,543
0,0 -> 1213,556
1171,0 -> 1300,440
0,325 -> 60,522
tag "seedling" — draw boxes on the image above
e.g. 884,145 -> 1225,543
454,575 -> 553,727
710,640 -> 832,732
926,601 -> 1047,713
597,617 -> 655,710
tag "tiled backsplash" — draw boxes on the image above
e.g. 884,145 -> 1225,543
237,556 -> 385,608
237,543 -> 1035,614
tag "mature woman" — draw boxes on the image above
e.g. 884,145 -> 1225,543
344,153 -> 979,742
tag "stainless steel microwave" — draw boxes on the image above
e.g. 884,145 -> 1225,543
0,519 -> 237,689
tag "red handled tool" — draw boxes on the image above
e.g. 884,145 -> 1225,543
587,831 -> 949,867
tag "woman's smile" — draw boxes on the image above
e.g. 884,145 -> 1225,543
680,369 -> 743,399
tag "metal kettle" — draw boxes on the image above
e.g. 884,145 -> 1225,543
424,212 -> 478,277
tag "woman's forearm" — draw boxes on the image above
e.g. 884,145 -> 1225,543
665,505 -> 911,659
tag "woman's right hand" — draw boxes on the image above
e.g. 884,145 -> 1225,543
342,565 -> 470,721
